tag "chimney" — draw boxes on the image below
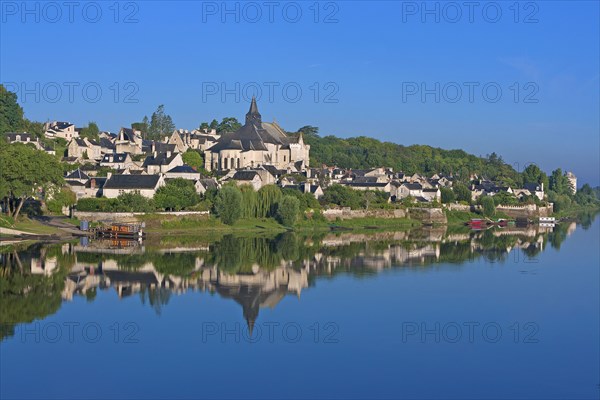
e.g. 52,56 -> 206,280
90,179 -> 96,189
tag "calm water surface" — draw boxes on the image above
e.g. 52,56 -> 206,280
1,216 -> 598,399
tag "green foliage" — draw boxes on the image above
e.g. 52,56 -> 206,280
154,179 -> 200,211
322,184 -> 363,209
256,185 -> 282,218
214,185 -> 242,225
131,116 -> 149,137
547,190 -> 572,213
281,188 -> 321,211
76,193 -> 155,212
182,149 -> 205,171
479,196 -> 496,217
492,191 -> 518,206
453,183 -> 471,203
148,105 -> 175,140
276,195 -> 300,226
549,168 -> 571,195
0,84 -> 25,134
79,122 -> 100,141
521,164 -> 549,189
574,184 -> 600,206
303,132 -> 522,182
46,187 -> 76,214
0,143 -> 64,219
440,187 -> 456,203
216,117 -> 241,133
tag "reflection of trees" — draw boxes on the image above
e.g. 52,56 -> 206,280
139,286 -> 171,315
0,244 -> 67,340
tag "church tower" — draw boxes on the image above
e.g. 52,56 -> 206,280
245,96 -> 262,126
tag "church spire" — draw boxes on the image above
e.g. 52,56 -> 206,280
245,96 -> 262,125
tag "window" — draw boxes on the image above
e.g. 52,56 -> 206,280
283,155 -> 287,162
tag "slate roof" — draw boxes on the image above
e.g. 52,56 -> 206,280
104,175 -> 161,189
208,98 -> 297,152
232,170 -> 260,181
65,179 -> 85,187
99,138 -> 115,149
167,165 -> 197,173
85,177 -> 107,188
5,133 -> 34,142
197,179 -> 218,190
66,169 -> 89,180
524,183 -> 543,192
402,183 -> 423,190
344,182 -> 389,187
143,152 -> 178,166
101,153 -> 129,163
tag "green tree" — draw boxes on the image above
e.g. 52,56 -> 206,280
549,168 -> 570,195
46,187 -> 77,214
0,84 -> 25,134
276,195 -> 300,226
256,185 -> 282,218
440,187 -> 456,203
154,179 -> 200,211
297,125 -> 319,138
480,196 -> 496,217
453,183 -> 471,203
522,164 -> 549,189
182,149 -> 205,171
215,185 -> 242,225
199,122 -> 210,131
148,105 -> 175,140
322,184 -> 363,209
209,119 -> 219,130
79,121 -> 100,141
217,117 -> 241,133
132,116 -> 149,138
0,143 -> 64,219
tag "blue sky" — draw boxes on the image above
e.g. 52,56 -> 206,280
1,1 -> 599,185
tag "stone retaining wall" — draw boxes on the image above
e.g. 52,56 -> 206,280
321,208 -> 407,220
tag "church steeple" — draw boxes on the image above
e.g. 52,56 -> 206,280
245,96 -> 262,125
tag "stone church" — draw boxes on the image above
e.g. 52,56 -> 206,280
203,98 -> 310,172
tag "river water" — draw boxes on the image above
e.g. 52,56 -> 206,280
1,215 -> 598,399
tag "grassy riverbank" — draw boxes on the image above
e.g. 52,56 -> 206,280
0,215 -> 62,236
139,213 -> 419,235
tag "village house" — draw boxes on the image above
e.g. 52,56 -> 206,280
102,174 -> 165,199
284,182 -> 324,199
395,182 -> 424,199
44,121 -> 79,140
115,127 -> 144,154
143,152 -> 183,174
100,153 -> 134,170
167,129 -> 220,153
67,138 -> 102,162
523,183 -> 545,201
204,98 -> 310,172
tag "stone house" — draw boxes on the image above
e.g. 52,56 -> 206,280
164,165 -> 202,180
67,138 -> 102,162
143,152 -> 183,174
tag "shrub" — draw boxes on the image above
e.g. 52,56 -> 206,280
276,195 -> 300,226
214,185 -> 242,225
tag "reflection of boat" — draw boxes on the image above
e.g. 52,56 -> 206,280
466,219 -> 488,229
94,223 -> 146,239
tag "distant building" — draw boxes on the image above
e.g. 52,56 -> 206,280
565,171 -> 577,194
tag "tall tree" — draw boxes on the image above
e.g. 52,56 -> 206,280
0,84 -> 25,134
549,168 -> 570,195
297,125 -> 319,138
522,164 -> 549,189
148,105 -> 175,140
215,185 -> 243,225
132,116 -> 149,138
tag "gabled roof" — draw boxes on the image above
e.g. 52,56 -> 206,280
143,152 -> 178,166
85,177 -> 107,188
197,178 -> 218,190
66,169 -> 89,180
232,170 -> 260,181
402,182 -> 423,190
99,138 -> 115,149
104,174 -> 161,190
5,133 -> 35,142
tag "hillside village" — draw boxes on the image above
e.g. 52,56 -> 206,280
4,99 -> 578,213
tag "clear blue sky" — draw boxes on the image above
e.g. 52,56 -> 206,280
1,1 -> 598,185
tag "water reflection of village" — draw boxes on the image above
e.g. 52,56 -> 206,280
0,220 -> 583,339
